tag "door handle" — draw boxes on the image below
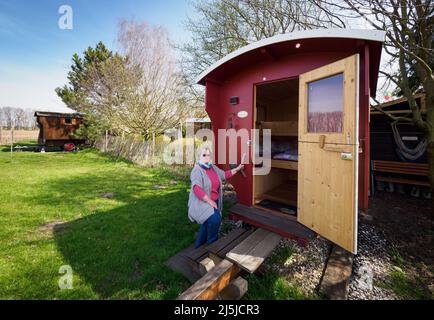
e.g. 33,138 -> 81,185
341,152 -> 353,160
318,135 -> 351,153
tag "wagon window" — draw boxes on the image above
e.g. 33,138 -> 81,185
307,73 -> 343,133
64,118 -> 72,125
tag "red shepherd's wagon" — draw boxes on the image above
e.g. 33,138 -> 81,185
196,29 -> 385,253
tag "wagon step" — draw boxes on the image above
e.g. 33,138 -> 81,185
177,228 -> 281,300
229,203 -> 316,245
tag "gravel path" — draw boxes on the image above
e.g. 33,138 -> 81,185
348,223 -> 399,300
267,237 -> 331,296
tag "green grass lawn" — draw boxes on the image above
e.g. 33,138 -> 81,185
0,146 -> 312,300
0,148 -> 198,299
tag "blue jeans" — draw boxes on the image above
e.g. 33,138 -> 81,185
195,199 -> 221,248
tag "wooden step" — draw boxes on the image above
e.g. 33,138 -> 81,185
177,259 -> 240,300
177,228 -> 282,300
230,203 -> 316,244
226,228 -> 281,273
166,228 -> 252,283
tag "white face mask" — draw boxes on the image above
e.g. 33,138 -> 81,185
200,152 -> 212,164
199,161 -> 212,169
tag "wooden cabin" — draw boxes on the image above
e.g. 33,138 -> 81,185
370,93 -> 427,163
370,93 -> 430,194
35,111 -> 85,148
196,29 -> 385,253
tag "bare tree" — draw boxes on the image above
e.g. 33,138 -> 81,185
81,20 -> 193,140
117,20 -> 193,138
0,107 -> 36,130
180,0 -> 345,102
318,0 -> 434,188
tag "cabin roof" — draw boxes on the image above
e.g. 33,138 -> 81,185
196,28 -> 385,96
34,111 -> 85,119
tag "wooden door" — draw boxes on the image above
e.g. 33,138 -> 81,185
297,54 -> 359,253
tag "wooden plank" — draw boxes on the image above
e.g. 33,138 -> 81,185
219,276 -> 248,300
373,160 -> 428,170
226,228 -> 282,273
199,257 -> 217,276
177,259 -> 240,300
320,245 -> 354,300
371,92 -> 425,111
206,228 -> 248,256
260,121 -> 298,136
271,159 -> 298,170
176,243 -> 198,259
167,228 -> 253,283
165,253 -> 202,283
186,244 -> 209,262
261,181 -> 298,206
216,228 -> 255,258
375,176 -> 430,186
230,204 -> 316,240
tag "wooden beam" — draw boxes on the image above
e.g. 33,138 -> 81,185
219,276 -> 248,300
371,93 -> 425,111
177,259 -> 240,300
319,245 -> 354,300
198,257 -> 217,276
226,228 -> 281,274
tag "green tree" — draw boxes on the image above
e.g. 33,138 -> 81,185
56,42 -> 119,112
56,42 -> 124,143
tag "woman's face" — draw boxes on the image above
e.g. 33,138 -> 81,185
200,150 -> 212,164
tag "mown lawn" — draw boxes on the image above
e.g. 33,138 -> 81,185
0,146 -> 312,300
0,147 -> 198,299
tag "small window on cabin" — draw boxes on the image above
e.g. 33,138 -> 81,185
65,118 -> 72,125
307,73 -> 344,133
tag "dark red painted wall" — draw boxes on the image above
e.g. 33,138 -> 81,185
206,48 -> 371,211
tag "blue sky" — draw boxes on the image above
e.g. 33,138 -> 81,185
0,0 -> 193,112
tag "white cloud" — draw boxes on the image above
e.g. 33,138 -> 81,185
0,63 -> 75,112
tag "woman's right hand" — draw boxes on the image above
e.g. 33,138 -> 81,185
207,199 -> 218,209
203,195 -> 218,209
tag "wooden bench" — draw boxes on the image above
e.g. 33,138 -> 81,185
371,160 -> 429,194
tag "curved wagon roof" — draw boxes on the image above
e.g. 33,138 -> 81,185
196,28 -> 385,95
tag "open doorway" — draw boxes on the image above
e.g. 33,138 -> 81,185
253,77 -> 299,216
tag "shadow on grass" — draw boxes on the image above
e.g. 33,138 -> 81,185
53,192 -> 195,299
29,167 -> 197,299
1,141 -> 40,152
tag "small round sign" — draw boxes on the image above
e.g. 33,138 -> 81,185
237,111 -> 248,118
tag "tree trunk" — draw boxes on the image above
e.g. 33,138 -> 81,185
426,93 -> 434,193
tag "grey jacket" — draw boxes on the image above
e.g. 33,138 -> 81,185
188,164 -> 226,224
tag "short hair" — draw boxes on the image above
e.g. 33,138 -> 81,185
196,144 -> 213,161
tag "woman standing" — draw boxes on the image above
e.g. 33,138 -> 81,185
188,145 -> 244,248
